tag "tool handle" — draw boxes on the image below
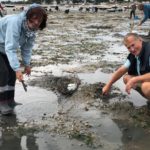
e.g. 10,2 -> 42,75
21,80 -> 27,92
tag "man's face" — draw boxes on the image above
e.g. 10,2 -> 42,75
125,36 -> 142,56
27,15 -> 43,30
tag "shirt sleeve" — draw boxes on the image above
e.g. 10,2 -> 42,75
21,35 -> 35,66
141,7 -> 149,24
123,59 -> 131,69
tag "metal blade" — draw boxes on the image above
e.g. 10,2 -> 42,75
21,80 -> 27,92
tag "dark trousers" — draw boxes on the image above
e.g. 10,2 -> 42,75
0,53 -> 16,102
130,10 -> 135,19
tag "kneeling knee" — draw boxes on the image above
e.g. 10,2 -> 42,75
141,82 -> 150,99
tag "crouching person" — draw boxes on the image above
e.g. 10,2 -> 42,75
102,33 -> 150,100
0,4 -> 47,115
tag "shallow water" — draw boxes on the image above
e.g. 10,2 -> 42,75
15,84 -> 58,122
0,75 -> 149,150
0,84 -> 122,150
78,69 -> 147,107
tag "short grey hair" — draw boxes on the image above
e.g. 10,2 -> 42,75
123,33 -> 141,45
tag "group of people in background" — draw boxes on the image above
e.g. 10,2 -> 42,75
130,3 -> 150,27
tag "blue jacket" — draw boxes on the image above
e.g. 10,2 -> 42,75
141,4 -> 150,24
0,4 -> 41,71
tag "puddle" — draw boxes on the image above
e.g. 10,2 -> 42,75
14,83 -> 58,122
0,83 -> 123,150
0,70 -> 148,150
70,105 -> 123,148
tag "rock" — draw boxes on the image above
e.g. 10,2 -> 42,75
57,76 -> 80,96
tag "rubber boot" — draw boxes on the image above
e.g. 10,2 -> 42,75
0,102 -> 13,115
7,99 -> 22,108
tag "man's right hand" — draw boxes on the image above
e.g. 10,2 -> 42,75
102,84 -> 111,95
16,70 -> 23,81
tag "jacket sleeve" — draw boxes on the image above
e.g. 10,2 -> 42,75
20,35 -> 35,66
141,7 -> 149,24
5,18 -> 21,71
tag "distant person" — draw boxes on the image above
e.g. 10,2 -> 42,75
0,4 -> 47,115
138,3 -> 150,36
79,7 -> 83,12
130,3 -> 136,19
102,33 -> 150,100
55,6 -> 59,11
64,9 -> 69,14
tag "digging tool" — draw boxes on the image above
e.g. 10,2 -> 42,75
21,80 -> 27,92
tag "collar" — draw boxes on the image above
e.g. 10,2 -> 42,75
138,41 -> 146,60
22,19 -> 36,37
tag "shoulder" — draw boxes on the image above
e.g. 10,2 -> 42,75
4,14 -> 25,30
143,41 -> 150,50
8,13 -> 24,23
123,59 -> 131,69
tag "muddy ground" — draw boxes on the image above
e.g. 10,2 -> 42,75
1,3 -> 150,150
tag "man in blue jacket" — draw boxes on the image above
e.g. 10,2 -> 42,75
138,3 -> 150,36
138,3 -> 150,26
102,33 -> 150,101
0,4 -> 47,115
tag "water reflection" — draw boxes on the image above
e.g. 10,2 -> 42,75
0,115 -> 21,150
21,135 -> 38,150
113,119 -> 150,150
0,115 -> 38,150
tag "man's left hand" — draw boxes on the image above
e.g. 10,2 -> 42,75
125,77 -> 137,94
